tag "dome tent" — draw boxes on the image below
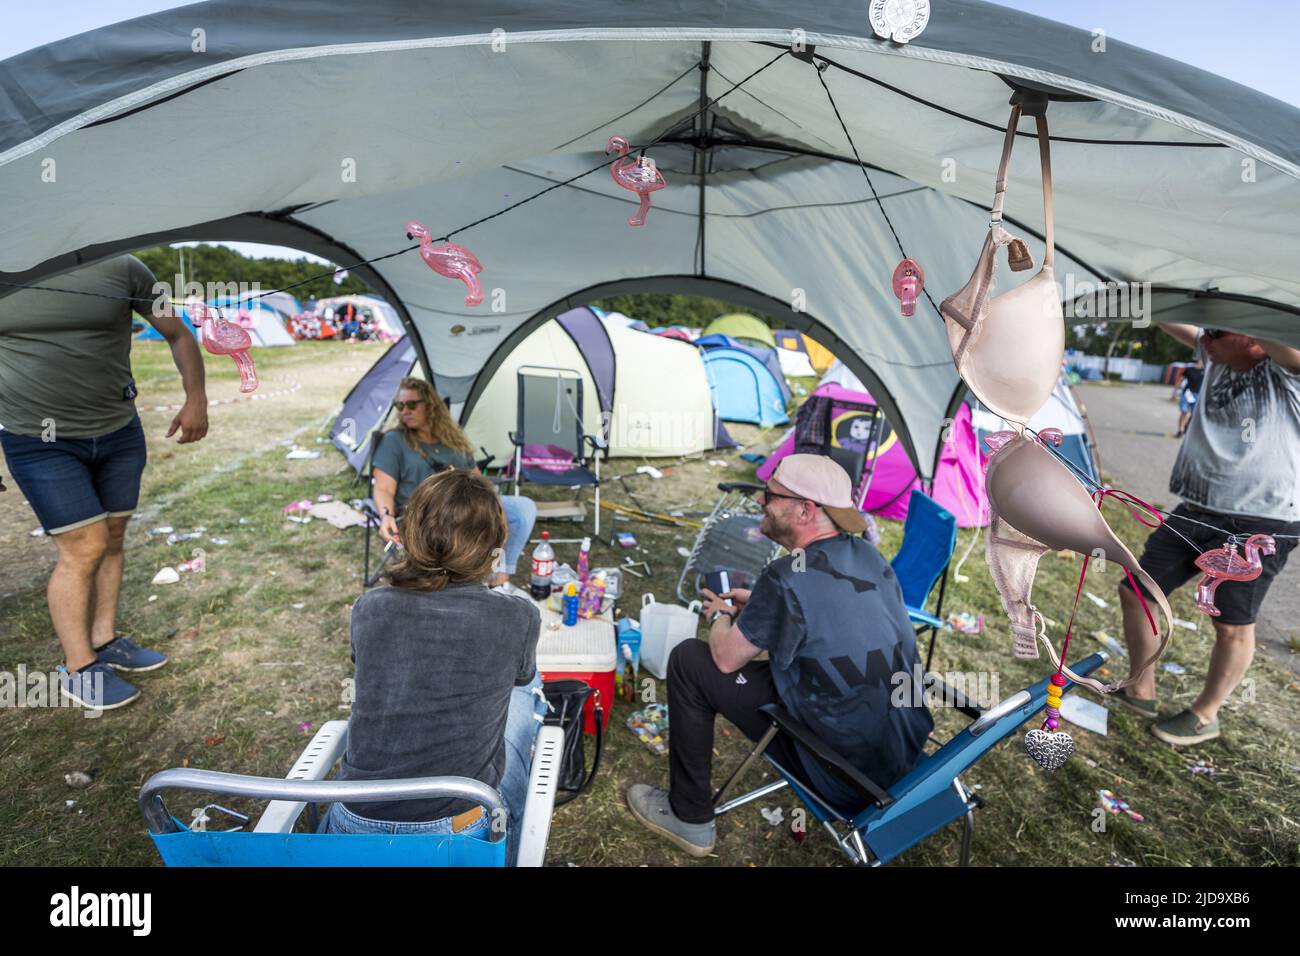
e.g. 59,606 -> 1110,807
4,1 -> 1300,481
703,313 -> 776,350
701,344 -> 791,427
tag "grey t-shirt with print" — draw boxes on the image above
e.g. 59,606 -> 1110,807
0,256 -> 158,438
339,582 -> 540,822
1170,341 -> 1300,521
735,533 -> 933,811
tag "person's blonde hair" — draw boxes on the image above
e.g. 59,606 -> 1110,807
385,470 -> 507,591
393,377 -> 475,457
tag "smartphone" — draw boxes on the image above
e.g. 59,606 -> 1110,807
702,569 -> 732,605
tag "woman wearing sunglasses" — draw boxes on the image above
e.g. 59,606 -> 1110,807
371,377 -> 536,587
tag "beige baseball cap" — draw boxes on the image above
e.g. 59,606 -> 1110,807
770,454 -> 868,534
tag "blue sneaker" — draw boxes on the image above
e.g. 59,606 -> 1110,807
93,636 -> 168,672
59,662 -> 140,711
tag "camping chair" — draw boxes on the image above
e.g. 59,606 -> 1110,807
793,391 -> 886,508
891,490 -> 958,674
712,652 -> 1107,865
676,482 -> 782,604
139,719 -> 564,868
510,366 -> 607,534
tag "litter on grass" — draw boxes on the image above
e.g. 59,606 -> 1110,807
1097,789 -> 1144,822
1085,591 -> 1108,609
760,807 -> 784,826
1059,695 -> 1108,736
151,567 -> 180,585
286,449 -> 321,460
947,611 -> 983,634
1161,662 -> 1186,675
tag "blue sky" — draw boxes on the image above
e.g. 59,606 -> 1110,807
5,1 -> 1296,261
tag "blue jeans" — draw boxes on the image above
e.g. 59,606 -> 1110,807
0,416 -> 146,534
497,494 -> 537,575
321,671 -> 546,865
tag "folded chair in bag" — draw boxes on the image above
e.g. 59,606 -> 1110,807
139,720 -> 564,867
676,482 -> 781,604
711,652 -> 1107,866
510,366 -> 607,534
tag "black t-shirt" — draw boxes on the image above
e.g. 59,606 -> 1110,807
340,583 -> 540,821
735,534 -> 933,810
1181,366 -> 1204,395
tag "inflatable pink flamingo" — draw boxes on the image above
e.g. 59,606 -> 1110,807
1194,534 -> 1276,617
606,135 -> 666,227
406,221 -> 484,306
189,302 -> 258,393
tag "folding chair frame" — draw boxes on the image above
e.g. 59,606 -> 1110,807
510,365 -> 606,535
140,719 -> 565,867
676,482 -> 780,604
710,655 -> 1105,866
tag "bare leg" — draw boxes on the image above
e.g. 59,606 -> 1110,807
1190,621 -> 1254,723
49,520 -> 109,671
90,516 -> 130,650
1118,582 -> 1159,699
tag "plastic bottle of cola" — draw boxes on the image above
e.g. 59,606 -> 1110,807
530,531 -> 555,601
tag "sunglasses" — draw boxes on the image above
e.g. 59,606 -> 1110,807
393,400 -> 426,411
751,486 -> 807,506
1202,328 -> 1226,340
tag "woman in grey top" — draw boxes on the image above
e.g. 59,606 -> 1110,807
323,469 -> 545,864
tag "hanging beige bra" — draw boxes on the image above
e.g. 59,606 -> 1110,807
941,99 -> 1065,429
983,430 -> 1175,694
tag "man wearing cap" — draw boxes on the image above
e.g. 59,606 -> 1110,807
626,454 -> 933,857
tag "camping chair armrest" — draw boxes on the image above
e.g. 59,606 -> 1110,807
717,482 -> 763,494
508,431 -> 524,446
584,434 -> 608,456
758,703 -> 894,810
515,725 -> 564,867
140,770 -> 507,840
921,673 -> 984,720
906,606 -> 945,630
254,720 -> 351,833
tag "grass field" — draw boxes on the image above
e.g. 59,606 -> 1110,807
0,341 -> 1296,866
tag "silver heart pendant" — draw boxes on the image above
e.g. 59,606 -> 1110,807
1024,729 -> 1074,771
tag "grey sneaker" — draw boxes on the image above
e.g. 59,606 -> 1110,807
1113,689 -> 1158,720
1151,709 -> 1220,746
625,785 -> 715,858
59,662 -> 141,711
93,635 -> 168,672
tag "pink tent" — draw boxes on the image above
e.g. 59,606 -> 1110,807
757,382 -> 988,528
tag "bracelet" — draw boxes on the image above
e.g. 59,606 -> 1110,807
709,608 -> 735,625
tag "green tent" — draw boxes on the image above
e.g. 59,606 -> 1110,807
703,313 -> 775,350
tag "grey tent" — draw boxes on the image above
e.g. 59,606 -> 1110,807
330,336 -> 419,474
3,0 -> 1299,477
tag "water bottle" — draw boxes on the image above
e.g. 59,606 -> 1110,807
562,582 -> 580,626
530,531 -> 555,600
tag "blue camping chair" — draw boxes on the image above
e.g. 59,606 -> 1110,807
891,490 -> 958,673
712,653 -> 1108,865
510,366 -> 607,534
139,720 -> 564,867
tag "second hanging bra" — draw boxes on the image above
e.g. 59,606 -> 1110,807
941,95 -> 1064,429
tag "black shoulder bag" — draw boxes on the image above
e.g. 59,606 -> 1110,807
541,679 -> 604,806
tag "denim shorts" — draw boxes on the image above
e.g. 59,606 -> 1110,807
0,416 -> 147,534
321,800 -> 491,838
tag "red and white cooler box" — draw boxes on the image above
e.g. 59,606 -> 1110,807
534,599 -> 616,735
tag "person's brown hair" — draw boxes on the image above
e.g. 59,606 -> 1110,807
392,377 -> 475,457
385,470 -> 507,591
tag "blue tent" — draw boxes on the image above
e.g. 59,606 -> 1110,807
701,345 -> 790,428
134,307 -> 202,342
696,333 -> 792,405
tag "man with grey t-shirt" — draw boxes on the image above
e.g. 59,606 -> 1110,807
0,255 -> 208,710
1118,324 -> 1300,746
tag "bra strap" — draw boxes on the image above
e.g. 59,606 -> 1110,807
1036,112 -> 1054,268
989,102 -> 1055,269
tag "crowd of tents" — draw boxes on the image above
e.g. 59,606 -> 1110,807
326,305 -> 1102,531
135,292 -> 405,347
